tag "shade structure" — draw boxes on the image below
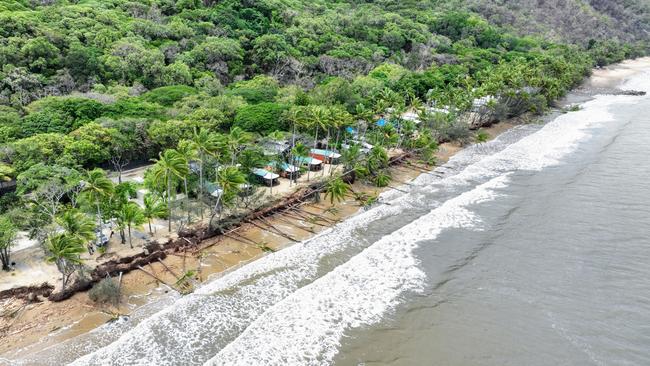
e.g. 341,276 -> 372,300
295,156 -> 323,171
310,148 -> 341,164
253,168 -> 280,180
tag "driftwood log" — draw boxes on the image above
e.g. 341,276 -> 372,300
0,282 -> 54,302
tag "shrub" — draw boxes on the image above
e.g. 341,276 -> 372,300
233,102 -> 288,134
89,277 -> 120,305
141,85 -> 197,106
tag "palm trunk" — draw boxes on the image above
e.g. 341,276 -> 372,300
322,129 -> 330,176
148,219 -> 153,235
184,178 -> 190,224
167,175 -> 172,233
128,225 -> 133,249
199,154 -> 204,220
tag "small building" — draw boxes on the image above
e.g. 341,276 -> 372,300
266,161 -> 300,179
310,148 -> 341,165
252,168 -> 279,186
295,156 -> 322,171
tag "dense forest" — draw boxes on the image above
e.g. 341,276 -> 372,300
0,0 -> 647,280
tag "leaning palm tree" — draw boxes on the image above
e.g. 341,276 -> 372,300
190,128 -> 222,220
46,233 -> 85,290
151,149 -> 190,233
324,177 -> 351,204
117,202 -> 146,249
56,208 -> 95,249
142,193 -> 167,235
81,168 -> 114,233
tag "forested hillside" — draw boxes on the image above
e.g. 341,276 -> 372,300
0,0 -> 647,236
458,0 -> 650,44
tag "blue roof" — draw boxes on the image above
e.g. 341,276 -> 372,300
376,118 -> 386,127
346,126 -> 355,134
295,156 -> 321,165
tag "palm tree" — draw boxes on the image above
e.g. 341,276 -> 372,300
81,168 -> 114,234
46,233 -> 85,290
176,140 -> 197,223
151,149 -> 190,233
324,177 -> 351,204
117,202 -> 146,249
142,193 -> 167,235
341,143 -> 361,182
225,127 -> 252,165
56,208 -> 95,251
190,129 -> 221,219
210,166 -> 246,227
292,142 -> 311,181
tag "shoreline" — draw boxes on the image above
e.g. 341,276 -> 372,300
0,123 -> 509,359
1,57 -> 648,361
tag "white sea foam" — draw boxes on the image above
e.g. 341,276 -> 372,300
204,175 -> 509,366
67,86 -> 629,366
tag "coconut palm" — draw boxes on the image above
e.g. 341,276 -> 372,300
117,202 -> 146,249
151,149 -> 190,233
225,126 -> 252,165
324,177 -> 351,204
142,193 -> 167,235
112,182 -> 139,244
176,139 -> 197,223
210,166 -> 246,227
216,166 -> 246,207
56,208 -> 95,249
46,233 -> 85,290
292,142 -> 311,181
190,129 -> 222,219
81,168 -> 114,232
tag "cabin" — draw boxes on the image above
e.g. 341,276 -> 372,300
295,156 -> 322,171
266,161 -> 300,179
252,168 -> 279,186
310,148 -> 341,165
